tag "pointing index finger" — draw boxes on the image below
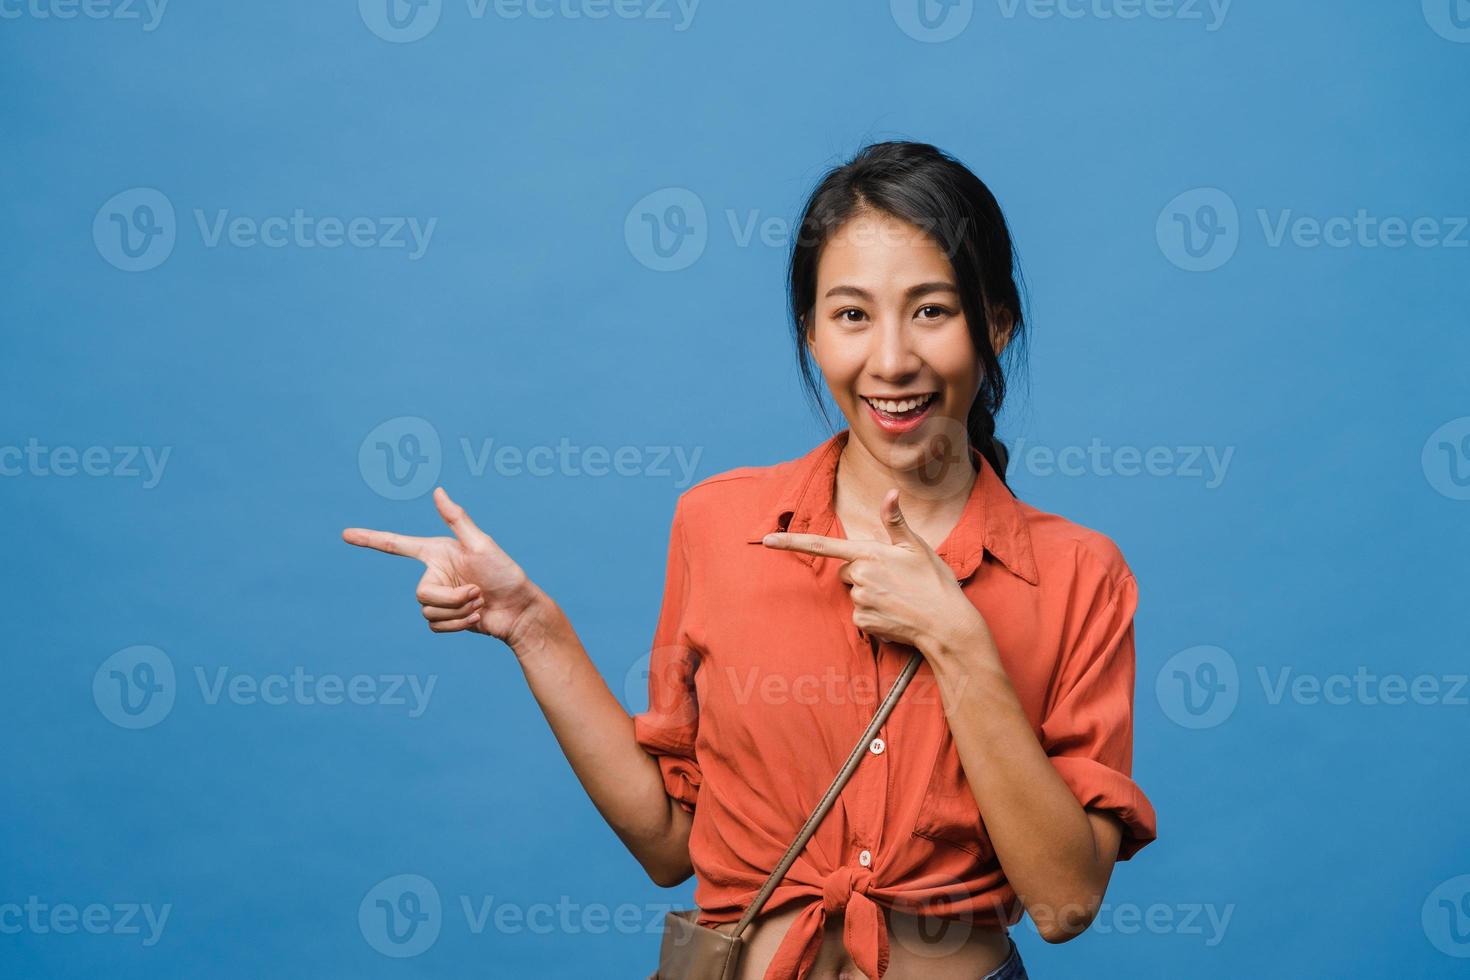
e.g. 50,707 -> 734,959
342,527 -> 427,560
761,532 -> 873,562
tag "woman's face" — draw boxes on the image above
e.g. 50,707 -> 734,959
806,209 -> 986,473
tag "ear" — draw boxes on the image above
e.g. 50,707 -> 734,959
988,309 -> 1014,357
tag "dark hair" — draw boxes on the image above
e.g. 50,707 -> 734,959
787,140 -> 1028,485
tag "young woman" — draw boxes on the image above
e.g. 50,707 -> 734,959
344,141 -> 1157,980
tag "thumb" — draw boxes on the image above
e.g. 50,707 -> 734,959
434,486 -> 486,544
880,488 -> 922,548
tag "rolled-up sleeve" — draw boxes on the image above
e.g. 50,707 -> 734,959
1039,566 -> 1157,859
631,497 -> 702,814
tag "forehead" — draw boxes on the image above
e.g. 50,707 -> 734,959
816,211 -> 955,285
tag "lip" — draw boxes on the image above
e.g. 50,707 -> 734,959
861,393 -> 939,434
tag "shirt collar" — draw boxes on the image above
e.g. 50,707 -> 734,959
744,428 -> 1040,585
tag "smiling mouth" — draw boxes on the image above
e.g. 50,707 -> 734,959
861,393 -> 938,421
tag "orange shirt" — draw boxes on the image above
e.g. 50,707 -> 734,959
632,428 -> 1157,979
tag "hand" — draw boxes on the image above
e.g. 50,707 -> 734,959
343,487 -> 542,647
760,488 -> 990,658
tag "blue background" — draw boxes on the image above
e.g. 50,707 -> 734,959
3,1 -> 1468,977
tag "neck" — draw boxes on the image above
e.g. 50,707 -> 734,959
832,428 -> 977,533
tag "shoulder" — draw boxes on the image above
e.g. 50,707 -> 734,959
670,452 -> 807,534
1012,496 -> 1136,603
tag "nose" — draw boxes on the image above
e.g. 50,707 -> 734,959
868,316 -> 921,381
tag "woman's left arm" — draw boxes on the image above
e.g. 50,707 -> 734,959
923,611 -> 1125,943
762,487 -> 1139,943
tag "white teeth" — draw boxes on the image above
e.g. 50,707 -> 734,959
865,393 -> 935,414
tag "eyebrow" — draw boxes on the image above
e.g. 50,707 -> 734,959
823,281 -> 959,301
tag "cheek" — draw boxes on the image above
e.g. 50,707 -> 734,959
918,338 -> 979,392
810,333 -> 866,395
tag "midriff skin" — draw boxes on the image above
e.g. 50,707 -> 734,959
707,902 -> 1011,980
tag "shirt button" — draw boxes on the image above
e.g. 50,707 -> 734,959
868,738 -> 886,755
858,849 -> 872,868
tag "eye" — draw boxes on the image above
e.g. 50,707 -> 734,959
915,304 -> 952,321
834,307 -> 868,323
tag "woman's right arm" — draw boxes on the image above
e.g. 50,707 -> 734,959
343,486 -> 694,887
507,589 -> 696,887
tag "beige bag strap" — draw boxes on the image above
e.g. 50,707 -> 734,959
729,649 -> 925,939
